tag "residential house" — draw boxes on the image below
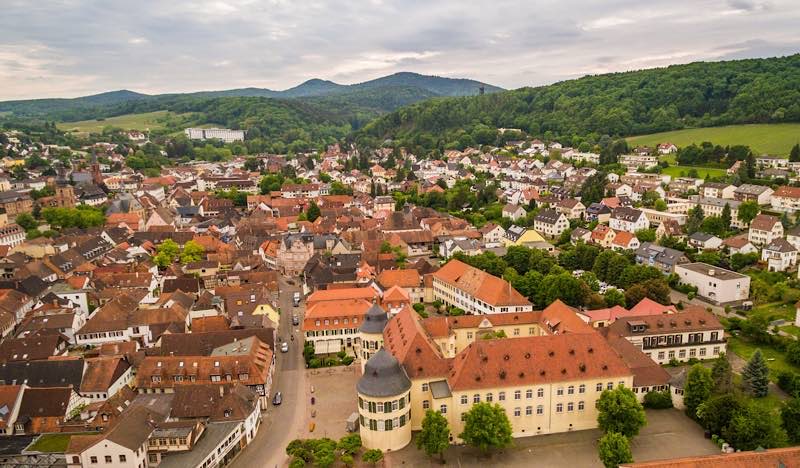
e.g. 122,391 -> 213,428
501,204 -> 526,221
748,214 -> 783,246
555,199 -> 585,220
533,209 -> 569,239
700,183 -> 736,199
687,232 -> 723,250
761,238 -> 798,272
635,242 -> 689,274
771,186 -> 800,213
722,236 -> 758,255
609,207 -> 649,233
611,231 -> 640,251
733,184 -> 774,205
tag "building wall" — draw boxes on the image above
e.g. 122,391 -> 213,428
674,266 -> 751,304
432,277 -> 533,315
625,329 -> 726,364
358,390 -> 412,452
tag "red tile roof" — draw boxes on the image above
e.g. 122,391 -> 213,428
433,259 -> 531,307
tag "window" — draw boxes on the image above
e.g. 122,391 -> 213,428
461,395 -> 468,405
385,419 -> 393,431
556,403 -> 563,413
467,332 -> 473,339
607,382 -> 613,390
119,455 -> 127,463
514,390 -> 521,400
526,389 -> 533,399
567,402 -> 574,412
578,384 -> 585,394
513,328 -> 520,336
579,401 -> 585,411
514,407 -> 521,417
105,456 -> 113,463
498,391 -> 506,401
679,349 -> 686,358
422,400 -> 430,410
422,383 -> 429,392
440,404 -> 447,414
90,457 -> 98,464
473,394 -> 480,403
700,348 -> 707,356
486,393 -> 493,402
526,406 -> 533,415
713,346 -> 720,355
536,405 -> 544,415
596,383 -> 603,392
668,350 -> 675,359
658,351 -> 665,360
567,385 -> 574,395
690,348 -> 697,357
556,387 -> 564,396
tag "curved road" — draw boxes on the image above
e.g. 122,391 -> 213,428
233,278 -> 309,468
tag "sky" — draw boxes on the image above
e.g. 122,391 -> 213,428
1,0 -> 799,100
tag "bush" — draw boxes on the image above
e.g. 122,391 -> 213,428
412,303 -> 425,313
643,390 -> 673,409
341,356 -> 355,366
308,358 -> 322,368
777,371 -> 800,397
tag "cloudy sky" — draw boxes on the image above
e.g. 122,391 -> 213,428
1,0 -> 799,100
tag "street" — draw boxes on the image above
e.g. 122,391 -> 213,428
232,277 -> 308,468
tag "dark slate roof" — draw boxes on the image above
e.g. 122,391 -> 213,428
0,359 -> 84,389
357,349 -> 411,398
359,304 -> 388,334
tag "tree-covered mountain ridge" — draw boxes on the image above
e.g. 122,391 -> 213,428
0,72 -> 502,120
355,54 -> 800,151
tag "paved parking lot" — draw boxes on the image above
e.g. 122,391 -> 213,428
387,409 -> 719,467
303,364 -> 361,441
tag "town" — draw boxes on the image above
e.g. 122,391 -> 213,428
0,121 -> 797,468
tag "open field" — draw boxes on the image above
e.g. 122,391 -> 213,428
661,165 -> 727,178
627,123 -> 800,156
56,110 -> 189,133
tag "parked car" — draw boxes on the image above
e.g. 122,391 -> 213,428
281,342 -> 289,353
272,392 -> 282,405
292,315 -> 299,326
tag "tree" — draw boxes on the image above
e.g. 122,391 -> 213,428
180,240 -> 205,264
596,386 -> 647,438
711,354 -> 733,394
597,432 -> 633,468
604,288 -> 627,307
723,401 -> 788,450
581,172 -> 608,205
417,410 -> 450,461
742,348 -> 769,397
737,201 -> 759,226
459,403 -> 513,453
697,393 -> 746,435
362,449 -> 384,465
790,143 -> 800,163
781,398 -> 800,443
684,364 -> 713,418
306,201 -> 321,222
720,203 -> 732,229
15,213 -> 37,231
685,204 -> 705,234
337,434 -> 362,456
786,340 -> 800,366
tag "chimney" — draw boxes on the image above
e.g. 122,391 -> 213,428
708,269 -> 715,276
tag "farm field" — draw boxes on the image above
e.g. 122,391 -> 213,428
661,165 -> 727,178
627,123 -> 800,156
56,110 -> 189,133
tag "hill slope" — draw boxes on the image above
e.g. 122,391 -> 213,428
626,123 -> 800,156
356,54 -> 800,151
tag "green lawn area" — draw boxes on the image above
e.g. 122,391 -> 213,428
727,336 -> 800,381
626,123 -> 800,156
661,165 -> 727,179
56,110 -> 190,134
747,302 -> 797,324
28,432 -> 97,452
780,325 -> 800,338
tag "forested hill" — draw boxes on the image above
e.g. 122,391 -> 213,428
0,72 -> 501,121
354,54 -> 800,151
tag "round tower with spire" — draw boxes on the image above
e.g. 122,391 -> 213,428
356,349 -> 412,451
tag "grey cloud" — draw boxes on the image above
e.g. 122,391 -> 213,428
0,0 -> 798,99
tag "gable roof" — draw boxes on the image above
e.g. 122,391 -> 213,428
433,259 -> 531,307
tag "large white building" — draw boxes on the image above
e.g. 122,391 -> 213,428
674,262 -> 751,305
184,128 -> 245,143
432,259 -> 533,314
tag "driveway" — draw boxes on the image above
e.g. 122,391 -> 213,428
386,409 -> 718,467
232,277 -> 309,468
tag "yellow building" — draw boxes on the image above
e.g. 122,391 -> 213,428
356,349 -> 412,451
356,300 -> 664,452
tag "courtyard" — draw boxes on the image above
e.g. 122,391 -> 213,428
387,409 -> 719,467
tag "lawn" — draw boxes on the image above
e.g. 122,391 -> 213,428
56,110 -> 190,134
661,165 -> 727,179
726,336 -> 800,381
28,432 -> 97,452
626,123 -> 800,156
747,302 -> 797,324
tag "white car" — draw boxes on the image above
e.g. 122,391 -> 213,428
281,342 -> 289,353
